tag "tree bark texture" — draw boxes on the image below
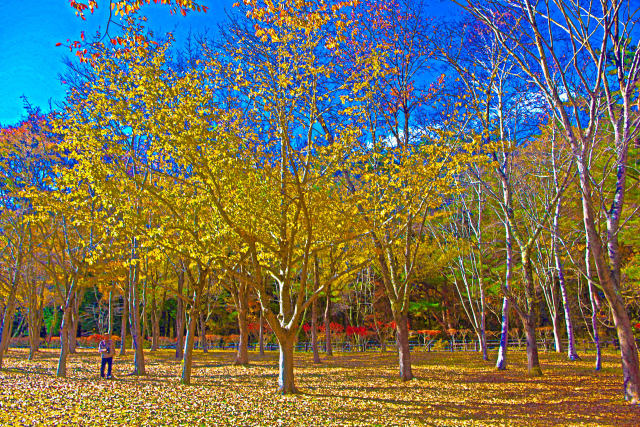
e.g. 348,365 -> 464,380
324,284 -> 333,356
175,270 -> 185,360
277,332 -> 298,394
311,297 -> 321,364
395,312 -> 413,381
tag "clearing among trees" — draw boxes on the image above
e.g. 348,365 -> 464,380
0,348 -> 637,426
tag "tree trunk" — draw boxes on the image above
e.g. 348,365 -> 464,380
234,307 -> 249,365
258,310 -> 265,356
520,254 -> 543,376
27,290 -> 44,361
551,313 -> 563,354
68,312 -> 78,353
175,271 -> 185,360
324,285 -> 333,356
26,280 -> 42,360
496,210 -> 514,371
523,317 -> 542,376
478,273 -> 489,361
181,300 -> 198,385
199,312 -> 207,353
129,267 -> 145,376
68,288 -> 84,354
311,255 -> 321,363
141,282 -> 148,343
551,180 -> 579,360
575,156 -> 640,402
277,332 -> 298,394
120,290 -> 129,355
476,329 -> 488,362
589,285 -> 602,371
606,275 -> 640,402
2,319 -> 14,355
559,268 -> 580,360
395,312 -> 413,381
0,291 -> 17,368
496,296 -> 509,370
585,245 -> 602,371
56,290 -> 75,378
150,288 -> 159,352
311,297 -> 321,364
107,289 -> 114,336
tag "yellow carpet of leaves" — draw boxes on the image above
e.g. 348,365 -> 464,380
0,347 -> 638,426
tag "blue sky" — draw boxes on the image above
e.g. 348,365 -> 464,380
0,0 -> 234,126
0,0 -> 456,126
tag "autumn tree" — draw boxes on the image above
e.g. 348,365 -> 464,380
333,0 -> 482,380
0,111 -> 58,368
459,0 -> 640,403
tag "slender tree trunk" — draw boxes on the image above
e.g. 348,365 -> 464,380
68,311 -> 78,353
520,255 -> 543,376
56,307 -> 72,377
141,282 -> 148,343
477,273 -> 489,361
68,288 -> 84,354
175,271 -> 185,360
28,328 -> 40,360
0,246 -> 22,365
324,284 -> 333,356
181,297 -> 198,385
551,313 -> 563,354
496,297 -> 509,370
130,294 -> 145,374
476,329 -> 488,361
129,257 -> 145,376
232,278 -> 249,365
120,291 -> 128,355
56,284 -> 76,378
395,312 -> 413,381
311,297 -> 321,364
258,309 -> 264,356
150,290 -> 159,352
27,282 -> 44,361
258,310 -> 265,356
558,270 -> 579,360
586,243 -> 602,371
28,321 -> 40,361
107,289 -> 113,336
552,206 -> 579,360
234,307 -> 249,365
151,313 -> 160,352
496,213 -> 514,371
2,319 -> 14,355
199,312 -> 207,353
277,331 -> 298,394
311,255 -> 321,363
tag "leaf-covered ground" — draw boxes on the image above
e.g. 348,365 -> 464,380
0,347 -> 638,426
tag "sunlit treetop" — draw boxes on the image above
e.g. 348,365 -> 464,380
69,0 -> 207,20
60,0 -> 208,62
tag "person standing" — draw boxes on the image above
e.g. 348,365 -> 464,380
98,336 -> 115,379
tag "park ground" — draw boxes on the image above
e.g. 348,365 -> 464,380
0,348 -> 639,426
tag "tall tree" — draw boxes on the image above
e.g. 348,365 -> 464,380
459,0 -> 640,403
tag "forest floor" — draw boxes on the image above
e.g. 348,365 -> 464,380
0,347 -> 638,426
